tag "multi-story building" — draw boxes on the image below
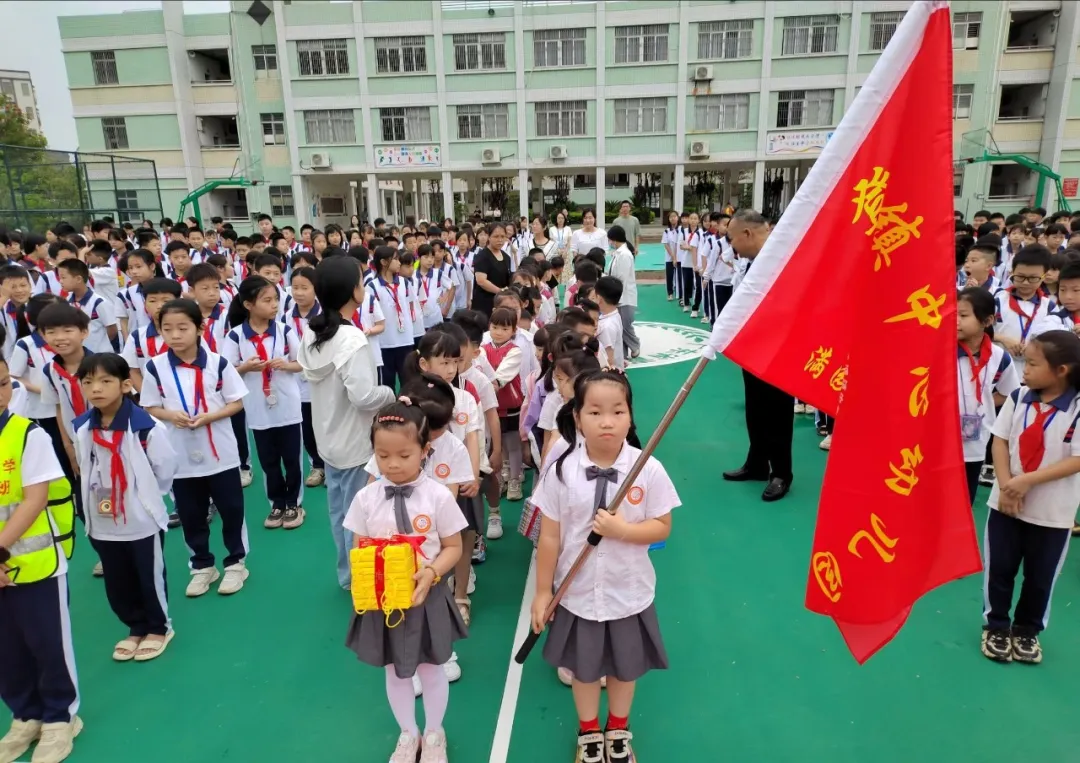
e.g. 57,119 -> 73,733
59,0 -> 1080,231
0,70 -> 42,134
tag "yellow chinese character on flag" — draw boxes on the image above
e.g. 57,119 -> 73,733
852,166 -> 924,271
804,346 -> 833,379
885,445 -> 923,497
829,364 -> 848,392
885,287 -> 946,330
852,167 -> 890,226
909,367 -> 930,417
812,551 -> 843,603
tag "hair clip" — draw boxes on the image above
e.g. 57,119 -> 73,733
379,414 -> 405,423
397,395 -> 412,406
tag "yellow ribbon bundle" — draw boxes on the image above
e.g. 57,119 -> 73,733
350,534 -> 425,627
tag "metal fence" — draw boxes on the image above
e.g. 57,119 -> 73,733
0,144 -> 164,233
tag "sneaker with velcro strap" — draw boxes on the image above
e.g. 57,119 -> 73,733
1011,632 -> 1043,664
575,732 -> 605,763
981,627 -> 1012,662
605,729 -> 636,762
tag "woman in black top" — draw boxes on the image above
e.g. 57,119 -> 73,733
471,223 -> 512,316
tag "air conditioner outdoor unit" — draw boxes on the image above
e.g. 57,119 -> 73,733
310,152 -> 331,169
689,140 -> 710,159
481,147 -> 501,164
965,36 -> 978,49
550,144 -> 568,160
693,65 -> 713,81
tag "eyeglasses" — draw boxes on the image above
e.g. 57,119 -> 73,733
1011,275 -> 1044,284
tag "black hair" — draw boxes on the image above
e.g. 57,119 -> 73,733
490,307 -> 516,328
370,400 -> 430,450
253,253 -> 283,273
401,373 -> 456,431
451,309 -> 488,345
76,352 -> 131,382
584,249 -> 606,270
227,276 -> 276,328
574,259 -> 601,284
165,240 -> 190,256
309,256 -> 362,351
976,222 -> 999,239
158,298 -> 202,330
21,234 -> 46,256
37,302 -> 90,332
169,222 -> 189,237
135,230 -> 158,248
56,258 -> 90,284
348,244 -> 370,266
554,370 -> 635,480
49,240 -> 78,260
494,288 -> 523,309
607,225 -> 628,244
206,253 -> 228,270
957,287 -> 996,338
1058,261 -> 1080,284
185,262 -> 219,287
1012,245 -> 1051,272
576,296 -> 599,314
558,304 -> 596,329
142,277 -> 184,299
973,209 -> 992,219
553,348 -> 601,396
1029,330 -> 1080,390
221,229 -> 238,243
402,331 -> 463,383
88,238 -> 113,257
372,245 -> 398,278
0,264 -> 29,285
1046,223 -> 1069,238
291,250 -> 318,270
595,275 -> 623,305
24,293 -> 60,335
290,266 -> 316,286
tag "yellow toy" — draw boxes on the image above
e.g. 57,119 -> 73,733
350,535 -> 425,627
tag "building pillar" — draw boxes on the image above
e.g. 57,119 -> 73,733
442,170 -> 454,223
292,175 -> 309,226
752,160 -> 765,211
366,173 -> 380,224
518,169 -> 529,220
596,166 -> 607,226
673,164 -> 685,214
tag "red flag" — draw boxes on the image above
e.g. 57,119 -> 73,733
703,0 -> 979,663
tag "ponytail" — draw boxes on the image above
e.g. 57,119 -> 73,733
308,308 -> 344,352
227,275 -> 272,330
310,255 -> 365,350
553,399 -> 578,482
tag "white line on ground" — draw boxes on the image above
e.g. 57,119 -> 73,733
489,552 -> 537,763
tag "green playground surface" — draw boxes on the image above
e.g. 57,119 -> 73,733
43,286 -> 1080,762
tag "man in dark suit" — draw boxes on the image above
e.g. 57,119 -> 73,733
721,209 -> 794,502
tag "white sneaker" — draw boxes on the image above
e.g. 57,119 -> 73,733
486,513 -> 503,539
419,729 -> 448,763
805,406 -> 816,415
389,731 -> 420,763
239,468 -> 253,488
557,667 -> 574,686
793,403 -> 806,414
701,316 -> 710,324
29,716 -> 81,763
443,652 -> 462,682
412,674 -> 423,697
445,568 -> 476,596
91,561 -> 103,577
682,305 -> 690,313
185,567 -> 220,597
0,719 -> 41,763
218,562 -> 249,595
819,434 -> 832,451
507,478 -> 523,501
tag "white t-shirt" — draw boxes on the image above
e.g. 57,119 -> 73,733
9,333 -> 56,420
365,431 -> 473,487
597,311 -> 625,369
69,289 -> 118,354
221,322 -> 303,430
282,301 -> 321,402
448,386 -> 482,474
368,275 -> 417,350
957,342 -> 1020,462
571,228 -> 608,258
993,289 -> 1052,372
40,352 -> 90,440
355,299 -> 386,367
538,389 -> 564,432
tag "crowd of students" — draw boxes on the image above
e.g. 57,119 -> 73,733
0,206 -> 680,763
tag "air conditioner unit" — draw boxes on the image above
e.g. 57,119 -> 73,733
689,140 -> 709,159
310,152 -> 331,169
693,65 -> 713,82
550,144 -> 568,160
481,147 -> 501,165
965,36 -> 978,50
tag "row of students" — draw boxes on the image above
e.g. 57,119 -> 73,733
661,210 -> 735,325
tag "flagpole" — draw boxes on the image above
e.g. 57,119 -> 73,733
513,355 -> 711,664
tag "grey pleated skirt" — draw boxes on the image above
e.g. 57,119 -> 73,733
542,603 -> 668,683
457,493 -> 484,534
345,581 -> 468,678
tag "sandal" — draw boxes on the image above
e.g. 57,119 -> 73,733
112,637 -> 143,661
133,631 -> 174,662
456,597 -> 471,626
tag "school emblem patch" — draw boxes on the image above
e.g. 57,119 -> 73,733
628,322 -> 712,370
627,486 -> 645,505
434,463 -> 451,479
412,514 -> 432,533
455,412 -> 468,425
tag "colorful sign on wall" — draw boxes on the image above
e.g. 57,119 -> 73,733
1063,177 -> 1078,197
375,145 -> 442,168
766,130 -> 835,155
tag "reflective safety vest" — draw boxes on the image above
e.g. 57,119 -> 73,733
0,414 -> 75,584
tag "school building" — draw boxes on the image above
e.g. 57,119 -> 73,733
58,0 -> 1080,231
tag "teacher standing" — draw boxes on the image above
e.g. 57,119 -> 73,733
721,209 -> 794,502
471,222 -> 512,316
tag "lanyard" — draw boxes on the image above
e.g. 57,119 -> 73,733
170,361 -> 220,460
1023,402 -> 1059,431
1008,290 -> 1040,340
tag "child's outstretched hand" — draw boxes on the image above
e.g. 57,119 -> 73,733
531,590 -> 553,634
411,566 -> 437,606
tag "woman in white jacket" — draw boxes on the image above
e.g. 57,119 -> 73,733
297,256 -> 395,590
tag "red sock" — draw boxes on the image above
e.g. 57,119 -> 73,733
579,718 -> 601,734
606,713 -> 629,731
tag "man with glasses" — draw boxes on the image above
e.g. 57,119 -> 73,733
993,246 -> 1052,373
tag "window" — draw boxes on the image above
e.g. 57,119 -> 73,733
953,12 -> 981,50
380,107 -> 432,142
698,20 -> 753,60
91,51 -> 118,85
952,84 -> 974,119
24,107 -> 34,122
102,117 -> 129,149
303,109 -> 355,144
20,82 -> 29,96
776,89 -> 834,127
374,36 -> 427,74
269,185 -> 294,217
869,11 -> 904,51
953,164 -> 964,197
535,100 -> 587,137
694,93 -> 751,131
614,25 -> 669,64
453,33 -> 506,71
261,112 -> 285,145
0,80 -> 11,98
321,197 -> 346,216
780,15 -> 840,55
456,104 -> 509,139
296,39 -> 349,76
613,98 -> 667,134
252,44 -> 278,72
116,190 -> 139,219
534,28 -> 586,67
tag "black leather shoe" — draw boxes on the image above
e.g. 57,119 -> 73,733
723,467 -> 770,482
762,478 -> 791,502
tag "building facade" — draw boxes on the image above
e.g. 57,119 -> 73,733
59,0 -> 1080,232
0,70 -> 42,134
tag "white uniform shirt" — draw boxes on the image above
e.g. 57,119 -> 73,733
354,298 -> 386,368
660,227 -> 678,263
365,430 -> 473,487
460,367 -> 497,473
2,300 -> 21,361
538,389 -> 564,432
415,269 -> 445,329
448,386 -> 482,466
957,342 -> 1020,461
453,248 -> 474,311
69,289 -> 118,354
605,244 -> 638,308
368,275 -> 418,350
994,289 -> 1052,371
677,228 -> 697,268
988,387 -> 1080,529
343,472 -> 468,562
9,333 -> 57,420
138,348 -> 248,478
712,236 -> 736,286
533,443 -> 680,621
597,311 -> 625,370
40,350 -> 93,440
282,301 -> 320,403
1031,305 -> 1078,338
119,283 -> 149,332
121,324 -> 172,378
221,321 -> 302,430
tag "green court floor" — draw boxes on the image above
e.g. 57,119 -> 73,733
39,286 -> 1080,762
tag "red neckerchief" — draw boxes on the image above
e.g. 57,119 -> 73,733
93,429 -> 127,523
203,305 -> 223,352
51,359 -> 85,416
960,334 -> 993,401
351,308 -> 364,330
292,302 -> 319,336
419,270 -> 432,303
1019,402 -> 1056,473
178,361 -> 219,460
248,326 -> 275,398
146,326 -> 167,357
380,277 -> 405,331
1007,286 -> 1040,338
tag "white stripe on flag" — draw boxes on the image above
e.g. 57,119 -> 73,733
701,0 -> 949,361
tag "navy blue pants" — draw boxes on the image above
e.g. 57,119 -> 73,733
965,460 -> 982,506
665,261 -> 676,298
711,283 -> 733,326
301,401 -> 324,470
0,576 -> 79,723
983,509 -> 1070,635
230,408 -> 250,470
252,424 -> 303,510
381,344 -> 415,392
173,469 -> 248,569
89,532 -> 170,637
